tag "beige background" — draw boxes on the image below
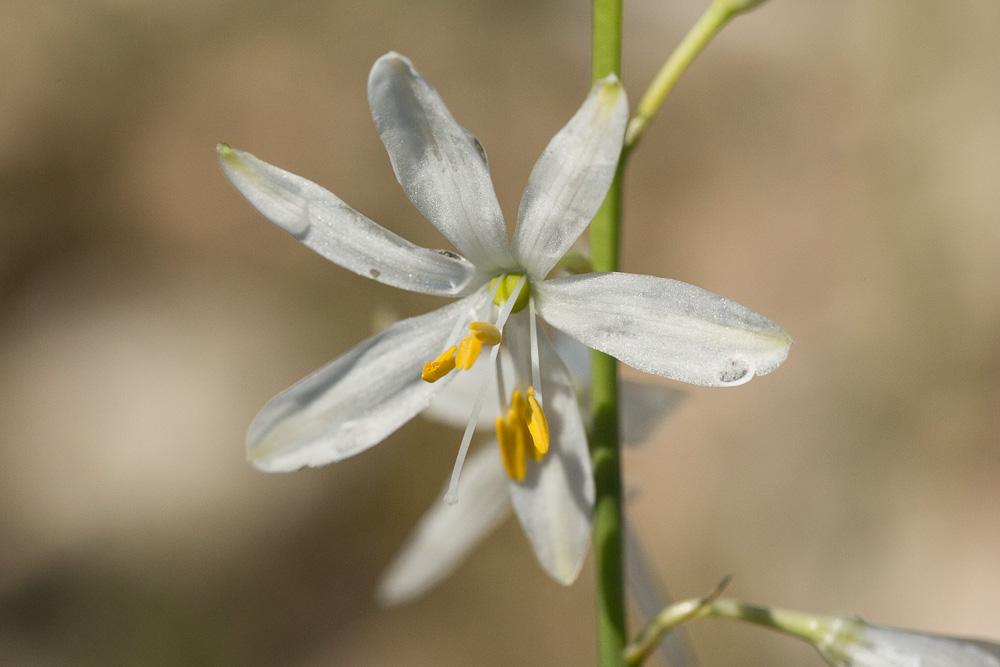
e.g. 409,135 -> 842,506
2,1 -> 998,665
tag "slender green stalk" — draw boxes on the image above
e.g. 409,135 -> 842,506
706,599 -> 843,646
625,0 -> 761,151
625,577 -> 731,666
590,0 -> 625,665
625,594 -> 847,666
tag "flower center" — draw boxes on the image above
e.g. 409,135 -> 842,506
494,387 -> 550,481
489,273 -> 530,313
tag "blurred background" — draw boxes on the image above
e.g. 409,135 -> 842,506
2,1 -> 998,665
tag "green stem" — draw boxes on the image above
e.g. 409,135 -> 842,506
706,599 -> 844,646
625,0 -> 742,151
591,0 -> 625,665
625,595 -> 851,666
624,577 -> 731,666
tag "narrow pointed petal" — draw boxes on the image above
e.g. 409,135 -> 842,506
536,272 -> 792,387
504,318 -> 594,584
367,53 -> 513,271
376,446 -> 510,606
218,144 -> 476,296
248,294 -> 481,472
513,76 -> 628,279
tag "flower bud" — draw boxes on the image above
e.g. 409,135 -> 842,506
818,618 -> 1000,667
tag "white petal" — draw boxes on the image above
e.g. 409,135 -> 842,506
513,76 -> 628,279
505,318 -> 594,584
367,53 -> 513,272
218,144 -> 476,297
536,272 -> 792,387
376,446 -> 510,606
248,294 -> 481,472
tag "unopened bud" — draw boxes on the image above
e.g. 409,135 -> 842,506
818,619 -> 1000,667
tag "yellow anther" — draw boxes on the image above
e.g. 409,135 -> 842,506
526,387 -> 550,456
455,333 -> 483,370
494,387 -> 550,480
421,345 -> 456,383
495,416 -> 524,482
511,389 -> 527,419
468,321 -> 502,345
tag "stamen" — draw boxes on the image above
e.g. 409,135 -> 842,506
495,416 -> 523,481
454,321 -> 502,370
509,409 -> 529,479
468,321 -> 502,345
422,287 -> 492,384
528,297 -> 543,408
493,384 -> 551,479
443,275 -> 527,504
455,334 -> 483,370
421,346 -> 456,383
494,348 -> 507,418
526,386 -> 550,456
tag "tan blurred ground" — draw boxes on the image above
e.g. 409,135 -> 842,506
1,1 -> 998,665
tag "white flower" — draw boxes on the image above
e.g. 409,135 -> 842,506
218,52 -> 791,586
818,618 -> 1000,667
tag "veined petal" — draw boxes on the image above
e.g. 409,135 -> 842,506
513,76 -> 628,279
504,317 -> 594,584
368,53 -> 513,272
218,144 -> 476,297
536,272 -> 791,387
376,446 -> 510,606
248,293 -> 482,472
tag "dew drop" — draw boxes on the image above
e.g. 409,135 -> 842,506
719,358 -> 750,384
369,268 -> 381,278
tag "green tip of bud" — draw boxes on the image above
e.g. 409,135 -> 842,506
596,76 -> 622,104
216,142 -> 235,160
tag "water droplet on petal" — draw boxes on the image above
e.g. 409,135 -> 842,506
719,358 -> 750,384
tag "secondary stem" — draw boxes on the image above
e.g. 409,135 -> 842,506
590,0 -> 626,665
625,1 -> 738,151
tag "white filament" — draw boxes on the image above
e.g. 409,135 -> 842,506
494,349 -> 507,418
528,296 -> 543,408
444,276 -> 527,504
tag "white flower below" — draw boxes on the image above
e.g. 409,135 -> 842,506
819,618 -> 1000,667
219,52 -> 791,590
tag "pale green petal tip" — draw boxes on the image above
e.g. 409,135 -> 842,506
594,75 -> 626,116
216,142 -> 241,167
595,74 -> 622,97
